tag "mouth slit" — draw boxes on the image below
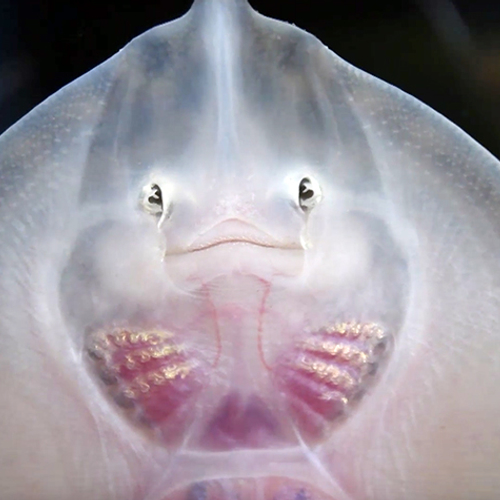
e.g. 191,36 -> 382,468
164,219 -> 303,256
189,238 -> 283,253
165,238 -> 302,256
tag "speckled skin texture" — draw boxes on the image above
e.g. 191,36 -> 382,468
0,1 -> 500,499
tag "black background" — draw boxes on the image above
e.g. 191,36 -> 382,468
3,0 -> 500,157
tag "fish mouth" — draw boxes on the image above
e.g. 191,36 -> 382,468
167,219 -> 302,255
187,237 -> 293,253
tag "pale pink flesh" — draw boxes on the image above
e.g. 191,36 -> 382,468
4,229 -> 499,500
1,0 -> 500,498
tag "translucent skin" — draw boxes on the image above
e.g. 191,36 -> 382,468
1,1 -> 500,499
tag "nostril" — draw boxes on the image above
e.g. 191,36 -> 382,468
139,183 -> 166,219
298,177 -> 321,212
299,178 -> 314,201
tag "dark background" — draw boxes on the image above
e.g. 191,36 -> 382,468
2,0 -> 500,157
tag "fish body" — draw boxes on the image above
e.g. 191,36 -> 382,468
1,1 -> 500,499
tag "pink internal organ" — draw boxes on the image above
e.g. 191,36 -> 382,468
86,322 -> 386,447
201,392 -> 284,450
164,477 -> 337,500
273,322 -> 387,439
87,329 -> 204,435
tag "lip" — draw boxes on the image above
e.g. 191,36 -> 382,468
166,219 -> 302,255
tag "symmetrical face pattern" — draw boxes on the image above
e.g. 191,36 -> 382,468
1,1 -> 500,500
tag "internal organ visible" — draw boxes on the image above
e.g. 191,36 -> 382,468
164,477 -> 337,500
87,328 -> 206,443
86,303 -> 390,448
272,322 -> 388,440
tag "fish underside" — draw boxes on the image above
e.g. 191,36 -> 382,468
1,1 -> 500,500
